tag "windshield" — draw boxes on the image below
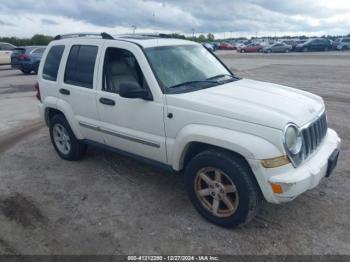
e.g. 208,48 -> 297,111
145,45 -> 235,93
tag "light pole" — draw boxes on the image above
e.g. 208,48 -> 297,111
132,25 -> 137,34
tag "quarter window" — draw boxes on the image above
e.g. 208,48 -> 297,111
64,45 -> 98,88
43,45 -> 65,81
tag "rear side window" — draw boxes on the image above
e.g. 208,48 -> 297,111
12,48 -> 25,55
43,45 -> 65,81
64,45 -> 98,88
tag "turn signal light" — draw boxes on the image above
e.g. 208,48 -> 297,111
261,155 -> 290,168
270,183 -> 283,194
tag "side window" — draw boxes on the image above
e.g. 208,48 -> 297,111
43,45 -> 65,81
102,47 -> 146,94
64,45 -> 98,88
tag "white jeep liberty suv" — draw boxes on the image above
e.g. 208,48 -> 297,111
36,33 -> 341,227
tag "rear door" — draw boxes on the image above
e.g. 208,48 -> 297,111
57,39 -> 104,143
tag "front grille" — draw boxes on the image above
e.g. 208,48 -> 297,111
301,112 -> 328,160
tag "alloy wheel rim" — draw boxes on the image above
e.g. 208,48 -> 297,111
53,124 -> 71,155
194,167 -> 239,218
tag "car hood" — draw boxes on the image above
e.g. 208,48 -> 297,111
165,79 -> 324,130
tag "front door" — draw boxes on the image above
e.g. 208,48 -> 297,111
95,42 -> 167,163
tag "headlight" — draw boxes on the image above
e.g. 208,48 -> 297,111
284,124 -> 302,155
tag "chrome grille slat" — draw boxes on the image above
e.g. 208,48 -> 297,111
300,112 -> 327,161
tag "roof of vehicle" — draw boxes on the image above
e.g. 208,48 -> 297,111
15,46 -> 46,49
0,42 -> 16,46
52,32 -> 199,48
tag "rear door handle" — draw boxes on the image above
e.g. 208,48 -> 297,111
99,97 -> 115,106
59,88 -> 70,95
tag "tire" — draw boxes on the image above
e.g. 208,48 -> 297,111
49,114 -> 87,161
324,47 -> 329,51
240,49 -> 245,53
267,49 -> 272,53
342,46 -> 348,51
21,69 -> 31,74
34,63 -> 40,74
184,149 -> 262,228
302,47 -> 308,52
285,49 -> 289,53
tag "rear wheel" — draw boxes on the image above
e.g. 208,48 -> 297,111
49,114 -> 87,161
342,46 -> 348,50
184,149 -> 262,228
303,47 -> 308,52
240,49 -> 245,53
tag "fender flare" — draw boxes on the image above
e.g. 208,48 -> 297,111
171,124 -> 282,170
43,97 -> 83,139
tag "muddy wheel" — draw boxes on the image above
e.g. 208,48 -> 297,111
185,149 -> 262,228
49,114 -> 87,161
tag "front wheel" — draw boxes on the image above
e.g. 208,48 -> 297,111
49,114 -> 87,161
184,149 -> 262,228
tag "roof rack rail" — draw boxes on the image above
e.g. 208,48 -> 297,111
53,32 -> 114,40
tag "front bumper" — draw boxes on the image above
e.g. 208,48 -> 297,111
249,128 -> 341,204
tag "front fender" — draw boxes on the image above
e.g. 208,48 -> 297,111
170,124 -> 282,170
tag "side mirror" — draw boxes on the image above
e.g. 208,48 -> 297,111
119,82 -> 152,101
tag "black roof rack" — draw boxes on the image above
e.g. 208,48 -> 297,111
53,32 -> 114,40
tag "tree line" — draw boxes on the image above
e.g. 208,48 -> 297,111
0,34 -> 53,46
1,33 -> 349,46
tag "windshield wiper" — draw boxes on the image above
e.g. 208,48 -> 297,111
169,80 -> 220,89
206,74 -> 234,80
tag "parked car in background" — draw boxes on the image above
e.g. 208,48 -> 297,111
336,38 -> 350,50
202,43 -> 214,52
295,38 -> 332,52
218,42 -> 235,50
263,43 -> 292,53
210,42 -> 220,51
282,40 -> 299,51
11,46 -> 46,74
237,43 -> 263,53
0,42 -> 16,64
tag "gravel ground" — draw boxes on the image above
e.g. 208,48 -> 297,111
0,51 -> 349,255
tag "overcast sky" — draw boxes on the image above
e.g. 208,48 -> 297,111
0,0 -> 349,38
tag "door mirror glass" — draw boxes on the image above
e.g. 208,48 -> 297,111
119,82 -> 152,100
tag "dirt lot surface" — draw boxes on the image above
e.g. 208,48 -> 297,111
0,51 -> 349,255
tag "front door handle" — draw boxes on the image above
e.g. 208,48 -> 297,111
99,97 -> 115,106
59,88 -> 70,95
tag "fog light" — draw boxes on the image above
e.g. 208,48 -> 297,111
261,155 -> 290,168
270,183 -> 283,194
